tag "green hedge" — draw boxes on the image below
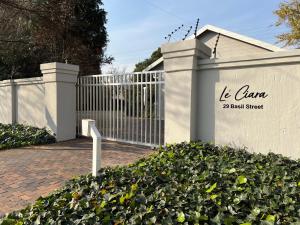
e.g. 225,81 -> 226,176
1,142 -> 300,224
0,123 -> 55,150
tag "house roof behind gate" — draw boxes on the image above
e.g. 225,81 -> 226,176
144,24 -> 285,71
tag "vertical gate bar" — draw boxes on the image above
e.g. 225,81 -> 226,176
83,77 -> 86,124
75,78 -> 78,134
77,78 -> 81,135
100,76 -> 102,131
83,77 -> 86,122
81,77 -> 83,133
111,76 -> 113,138
122,75 -> 124,140
136,73 -> 139,142
101,77 -> 104,135
88,77 -> 91,120
95,77 -> 98,129
94,77 -> 96,122
109,76 -> 112,138
84,78 -> 88,119
124,74 -> 130,140
158,72 -> 162,146
154,73 -> 157,145
94,77 -> 97,125
76,78 -> 78,134
162,73 -> 165,145
118,74 -> 124,140
112,75 -> 115,139
140,73 -> 143,143
116,75 -> 120,138
100,76 -> 102,133
118,75 -> 121,140
90,77 -> 93,120
78,77 -> 81,134
91,77 -> 93,120
87,77 -> 89,119
128,74 -> 131,142
87,77 -> 90,119
132,74 -> 136,142
95,77 -> 97,124
144,73 -> 148,144
98,76 -> 101,131
150,73 -> 153,145
92,77 -> 95,121
121,74 -> 127,140
105,77 -> 110,137
86,77 -> 89,119
103,77 -> 105,137
121,73 -> 127,140
101,76 -> 104,136
118,74 -> 120,139
80,77 -> 83,133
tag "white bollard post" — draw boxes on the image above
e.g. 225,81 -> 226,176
82,119 -> 102,177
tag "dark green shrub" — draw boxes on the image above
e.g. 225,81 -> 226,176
0,123 -> 56,150
1,142 -> 300,224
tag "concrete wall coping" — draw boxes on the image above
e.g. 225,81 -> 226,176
41,62 -> 79,83
162,39 -> 211,59
40,62 -> 79,73
198,49 -> 300,70
0,77 -> 44,87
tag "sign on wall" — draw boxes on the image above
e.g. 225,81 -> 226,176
214,81 -> 277,156
218,84 -> 269,110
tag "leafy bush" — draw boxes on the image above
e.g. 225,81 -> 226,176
2,142 -> 300,224
0,123 -> 55,150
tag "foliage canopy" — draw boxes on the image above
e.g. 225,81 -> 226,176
275,0 -> 300,47
0,0 -> 112,80
134,48 -> 162,72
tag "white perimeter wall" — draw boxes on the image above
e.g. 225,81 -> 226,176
0,80 -> 13,124
15,78 -> 46,128
0,62 -> 79,141
0,77 -> 46,128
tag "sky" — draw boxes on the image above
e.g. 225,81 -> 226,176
101,0 -> 289,73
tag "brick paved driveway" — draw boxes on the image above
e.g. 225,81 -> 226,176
0,138 -> 152,215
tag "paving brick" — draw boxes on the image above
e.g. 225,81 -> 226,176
0,138 -> 151,214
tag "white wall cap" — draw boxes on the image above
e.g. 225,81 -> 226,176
162,39 -> 211,59
41,62 -> 79,83
40,62 -> 79,72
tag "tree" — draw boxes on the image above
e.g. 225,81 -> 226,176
275,0 -> 300,47
134,48 -> 162,72
0,0 -> 112,80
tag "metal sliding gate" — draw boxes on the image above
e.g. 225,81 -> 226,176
76,71 -> 165,147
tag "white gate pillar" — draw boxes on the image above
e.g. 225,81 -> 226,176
41,62 -> 79,141
161,39 -> 211,144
